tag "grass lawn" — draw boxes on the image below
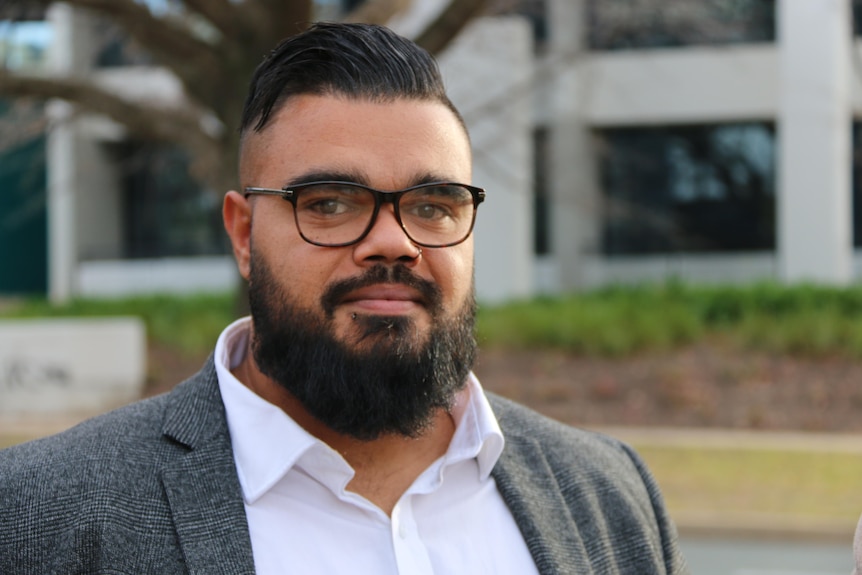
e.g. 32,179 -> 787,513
633,443 -> 862,535
2,425 -> 859,537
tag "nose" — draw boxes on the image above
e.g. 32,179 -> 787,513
351,205 -> 422,266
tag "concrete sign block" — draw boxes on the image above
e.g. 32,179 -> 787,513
0,317 -> 146,416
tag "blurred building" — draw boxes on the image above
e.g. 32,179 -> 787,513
1,0 -> 860,302
535,0 -> 856,294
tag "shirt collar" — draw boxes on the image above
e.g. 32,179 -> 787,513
215,316 -> 505,503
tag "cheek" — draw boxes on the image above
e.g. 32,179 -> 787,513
281,248 -> 361,313
430,246 -> 474,308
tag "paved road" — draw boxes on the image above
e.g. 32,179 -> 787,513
681,536 -> 853,575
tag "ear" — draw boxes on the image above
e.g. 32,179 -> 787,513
223,190 -> 252,280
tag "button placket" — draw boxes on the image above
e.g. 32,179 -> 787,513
389,497 -> 434,575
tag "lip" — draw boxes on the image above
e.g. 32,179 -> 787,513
340,284 -> 425,314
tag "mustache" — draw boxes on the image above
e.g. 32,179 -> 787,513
321,264 -> 442,318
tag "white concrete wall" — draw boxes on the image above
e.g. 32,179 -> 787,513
580,253 -> 778,288
75,139 -> 124,260
543,0 -> 596,291
778,0 -> 853,284
46,4 -> 84,302
439,17 -> 534,303
579,46 -> 778,126
0,317 -> 146,416
78,256 -> 238,297
47,100 -> 79,302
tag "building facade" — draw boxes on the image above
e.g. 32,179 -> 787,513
537,0 -> 857,294
3,0 -> 861,302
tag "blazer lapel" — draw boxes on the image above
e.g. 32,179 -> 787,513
159,358 -> 257,575
492,434 -> 595,575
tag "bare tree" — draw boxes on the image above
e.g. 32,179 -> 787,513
0,0 -> 489,195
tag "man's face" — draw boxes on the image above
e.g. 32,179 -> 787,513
225,94 -> 477,438
238,94 -> 474,347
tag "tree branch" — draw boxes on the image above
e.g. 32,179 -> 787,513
0,70 -> 221,170
342,0 -> 412,25
246,0 -> 312,40
414,0 -> 489,54
180,0 -> 245,42
52,0 -> 223,105
0,3 -> 46,20
56,0 -> 217,60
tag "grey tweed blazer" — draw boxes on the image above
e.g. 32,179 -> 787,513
0,357 -> 688,574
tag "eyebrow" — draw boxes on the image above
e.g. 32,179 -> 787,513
283,170 -> 461,190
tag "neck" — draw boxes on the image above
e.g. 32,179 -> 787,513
231,347 -> 457,515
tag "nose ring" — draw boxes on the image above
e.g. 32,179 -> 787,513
415,247 -> 423,259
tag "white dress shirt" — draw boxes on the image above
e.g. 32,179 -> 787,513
215,317 -> 539,574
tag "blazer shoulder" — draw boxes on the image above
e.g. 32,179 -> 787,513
0,391 -> 173,481
0,360 -> 233,574
487,392 -> 689,574
0,356 -> 220,485
488,391 -> 658,495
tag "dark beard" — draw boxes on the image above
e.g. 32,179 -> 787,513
247,250 -> 477,441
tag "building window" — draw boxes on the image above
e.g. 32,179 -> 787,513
533,127 -> 551,255
596,123 -> 776,255
0,100 -> 47,294
112,142 -> 228,259
851,123 -> 862,247
587,0 -> 775,51
853,0 -> 862,36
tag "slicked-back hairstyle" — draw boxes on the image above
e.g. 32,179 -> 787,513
240,22 -> 466,136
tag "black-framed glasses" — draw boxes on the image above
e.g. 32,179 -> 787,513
243,181 -> 486,248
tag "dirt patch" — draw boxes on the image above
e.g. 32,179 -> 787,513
144,343 -> 862,433
474,345 -> 862,432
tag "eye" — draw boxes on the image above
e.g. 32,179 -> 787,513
306,197 -> 349,215
295,184 -> 370,217
409,202 -> 451,221
402,185 -> 472,222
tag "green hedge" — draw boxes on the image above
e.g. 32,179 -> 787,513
477,282 -> 862,357
0,293 -> 236,355
5,282 -> 862,357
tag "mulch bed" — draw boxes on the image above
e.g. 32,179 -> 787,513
144,343 -> 862,433
475,345 -> 862,432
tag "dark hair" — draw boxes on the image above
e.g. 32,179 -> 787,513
240,22 -> 465,135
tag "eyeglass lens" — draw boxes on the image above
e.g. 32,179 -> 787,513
294,183 -> 476,247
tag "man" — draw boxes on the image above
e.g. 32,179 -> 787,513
0,22 -> 688,574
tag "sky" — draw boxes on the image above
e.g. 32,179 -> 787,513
0,21 -> 51,69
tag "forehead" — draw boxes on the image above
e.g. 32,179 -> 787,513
239,95 -> 472,188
